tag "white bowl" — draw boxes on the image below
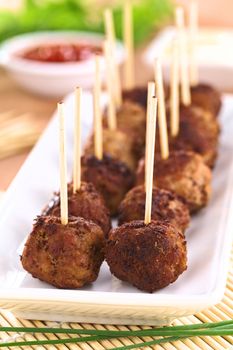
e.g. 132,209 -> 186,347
0,31 -> 125,98
143,26 -> 233,91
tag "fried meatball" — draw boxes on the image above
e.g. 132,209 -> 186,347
137,150 -> 212,213
105,220 -> 187,293
167,105 -> 220,167
81,154 -> 135,216
191,83 -> 222,116
84,128 -> 136,170
115,100 -> 147,160
123,85 -> 169,109
21,215 -> 105,289
123,87 -> 148,109
118,185 -> 190,232
44,182 -> 111,237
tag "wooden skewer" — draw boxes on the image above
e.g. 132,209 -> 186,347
175,7 -> 191,106
94,55 -> 103,160
73,87 -> 82,194
104,40 -> 117,131
154,58 -> 169,159
104,8 -> 122,107
144,96 -> 157,225
170,39 -> 180,137
189,0 -> 199,86
123,0 -> 135,89
104,8 -> 115,46
145,82 -> 156,188
58,102 -> 68,225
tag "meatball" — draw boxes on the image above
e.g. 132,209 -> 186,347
84,128 -> 136,170
137,150 -> 212,213
115,100 -> 147,160
191,83 -> 222,116
21,215 -> 105,289
122,87 -> 148,109
118,185 -> 190,232
168,105 -> 220,167
81,154 -> 135,216
123,85 -> 169,109
44,182 -> 111,237
105,220 -> 187,293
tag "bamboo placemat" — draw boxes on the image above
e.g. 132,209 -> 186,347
0,254 -> 232,350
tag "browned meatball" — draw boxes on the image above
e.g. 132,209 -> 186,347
44,182 -> 111,236
84,128 -> 136,170
191,83 -> 222,116
137,150 -> 212,213
123,85 -> 169,109
118,185 -> 190,232
81,154 -> 135,216
21,215 -> 105,289
105,220 -> 187,293
123,87 -> 148,109
168,105 -> 220,167
115,100 -> 146,160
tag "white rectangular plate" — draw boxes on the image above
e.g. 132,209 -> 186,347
0,92 -> 233,325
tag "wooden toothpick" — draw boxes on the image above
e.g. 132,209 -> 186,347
104,8 -> 122,107
73,87 -> 82,194
123,0 -> 135,89
189,1 -> 199,86
154,58 -> 169,159
145,96 -> 157,225
175,7 -> 191,106
58,102 -> 68,225
145,81 -> 156,188
104,40 -> 117,131
170,40 -> 180,137
94,55 -> 103,160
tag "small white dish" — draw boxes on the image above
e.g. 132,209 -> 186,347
0,92 -> 232,325
143,27 -> 233,91
0,31 -> 125,98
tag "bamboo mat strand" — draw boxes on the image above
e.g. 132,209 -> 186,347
0,258 -> 232,350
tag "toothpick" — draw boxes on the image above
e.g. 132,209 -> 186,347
189,1 -> 199,86
123,0 -> 135,89
175,7 -> 191,105
73,87 -> 82,194
94,55 -> 103,160
170,40 -> 180,137
104,8 -> 122,107
145,81 -> 156,188
104,40 -> 117,130
144,96 -> 157,225
154,58 -> 169,159
58,102 -> 68,225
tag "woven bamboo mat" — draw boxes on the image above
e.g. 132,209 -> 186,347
0,253 -> 232,350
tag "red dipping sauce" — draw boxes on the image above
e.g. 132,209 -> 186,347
18,43 -> 102,63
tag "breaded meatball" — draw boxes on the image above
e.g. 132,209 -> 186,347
123,87 -> 148,109
44,182 -> 111,236
84,128 -> 136,170
191,83 -> 222,116
21,215 -> 105,289
123,85 -> 169,109
105,220 -> 187,293
168,105 -> 220,167
81,154 -> 135,216
137,150 -> 212,213
115,100 -> 147,160
118,185 -> 190,232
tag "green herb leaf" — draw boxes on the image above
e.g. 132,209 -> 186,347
0,0 -> 173,45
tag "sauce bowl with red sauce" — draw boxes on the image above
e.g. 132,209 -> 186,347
0,31 -> 124,98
